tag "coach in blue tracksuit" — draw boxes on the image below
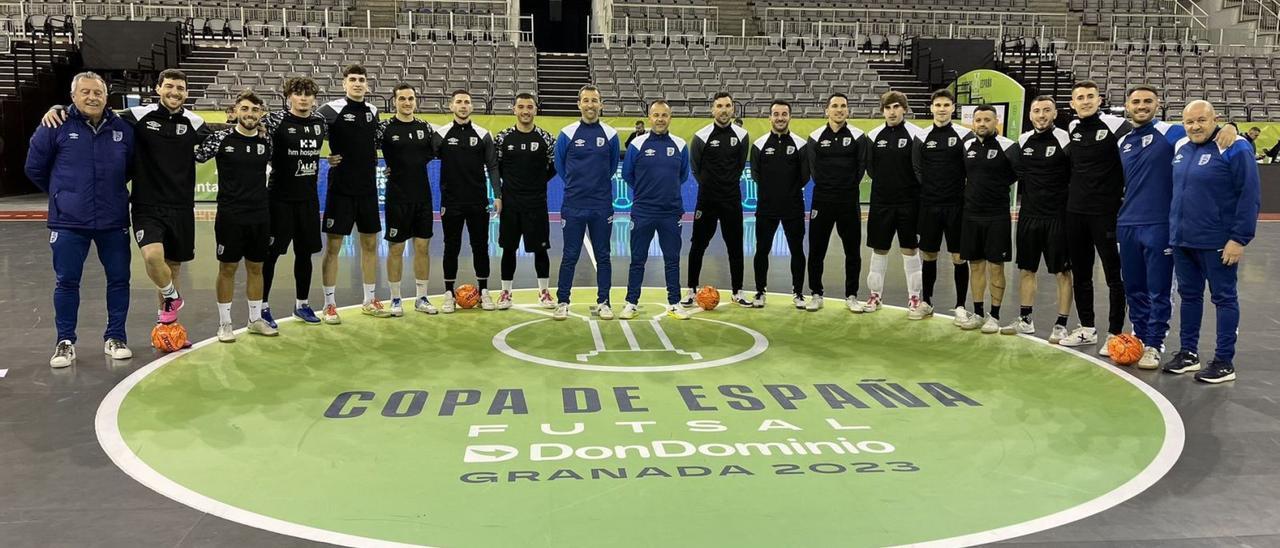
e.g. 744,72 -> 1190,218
619,100 -> 691,320
1162,100 -> 1260,384
1117,85 -> 1186,369
553,85 -> 620,320
25,72 -> 135,368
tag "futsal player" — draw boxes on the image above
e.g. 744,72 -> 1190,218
377,83 -> 440,316
683,92 -> 752,307
495,93 -> 558,309
749,100 -> 808,308
433,89 -> 500,313
804,92 -> 869,312
864,90 -> 927,315
955,105 -> 1020,334
911,89 -> 973,323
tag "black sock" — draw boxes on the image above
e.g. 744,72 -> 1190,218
294,254 -> 313,301
974,301 -> 984,317
445,280 -> 456,293
478,278 -> 488,291
954,263 -> 969,309
922,259 -> 937,305
991,304 -> 1001,320
1056,314 -> 1069,327
262,253 -> 278,302
1021,305 -> 1032,320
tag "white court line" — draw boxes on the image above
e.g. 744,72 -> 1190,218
618,321 -> 641,350
582,234 -> 598,270
648,319 -> 677,351
0,368 -> 7,378
587,319 -> 606,352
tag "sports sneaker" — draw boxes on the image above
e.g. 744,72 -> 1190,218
752,292 -> 766,308
952,306 -> 972,327
1000,317 -> 1035,336
981,315 -> 1000,334
497,290 -> 513,310
596,302 -> 615,320
480,290 -> 496,311
959,313 -> 984,331
217,322 -> 236,342
667,304 -> 691,320
1194,359 -> 1236,384
679,289 -> 696,307
247,318 -> 279,336
362,300 -> 392,318
864,292 -> 882,312
261,307 -> 278,329
294,305 -> 322,324
538,289 -> 555,308
1058,326 -> 1097,347
793,294 -> 806,309
414,297 -> 439,315
846,296 -> 867,313
389,298 -> 404,317
1099,334 -> 1120,356
1137,346 -> 1160,370
441,293 -> 457,314
322,304 -> 341,325
907,301 -> 934,320
158,296 -> 184,324
553,302 -> 570,321
732,292 -> 753,307
1161,350 -> 1202,374
805,294 -> 824,311
619,303 -> 639,320
103,338 -> 132,359
1048,324 -> 1069,344
50,340 -> 75,368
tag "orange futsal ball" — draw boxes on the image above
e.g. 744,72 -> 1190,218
695,285 -> 720,311
1108,333 -> 1144,366
455,284 -> 480,309
151,322 -> 188,353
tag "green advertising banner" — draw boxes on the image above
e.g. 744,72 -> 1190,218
951,69 -> 1027,139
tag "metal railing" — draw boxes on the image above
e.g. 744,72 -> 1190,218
610,4 -> 718,35
762,7 -> 1077,41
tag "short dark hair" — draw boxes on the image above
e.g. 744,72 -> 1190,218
973,104 -> 997,116
515,92 -> 537,104
635,120 -> 645,126
578,84 -> 600,98
343,64 -> 367,77
157,69 -> 187,84
234,89 -> 264,107
881,90 -> 908,109
712,91 -> 733,104
930,88 -> 955,103
826,92 -> 848,107
1071,80 -> 1099,93
393,83 -> 416,95
1126,85 -> 1160,98
770,99 -> 791,112
281,76 -> 319,97
450,89 -> 471,99
1031,94 -> 1056,106
1249,126 -> 1261,132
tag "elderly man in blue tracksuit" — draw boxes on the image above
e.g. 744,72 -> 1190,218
618,100 -> 692,321
25,72 -> 135,368
552,85 -> 620,321
1162,100 -> 1260,384
1117,85 -> 1187,369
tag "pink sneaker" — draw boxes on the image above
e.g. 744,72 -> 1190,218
539,289 -> 555,309
864,292 -> 882,312
158,296 -> 184,324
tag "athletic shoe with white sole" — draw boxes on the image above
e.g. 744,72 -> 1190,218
1058,326 -> 1097,347
846,296 -> 867,313
1137,346 -> 1160,370
414,297 -> 439,315
596,302 -> 615,320
441,293 -> 457,314
322,304 -> 341,325
480,290 -> 496,311
619,303 -> 639,320
1161,350 -> 1202,374
752,292 -> 766,308
247,319 -> 279,336
553,302 -> 570,321
217,322 -> 236,342
1000,318 -> 1035,335
732,292 -> 753,307
666,304 -> 691,320
864,292 -> 882,312
538,289 -> 555,309
1099,334 -> 1118,357
952,306 -> 972,327
1048,324 -> 1069,344
959,314 -> 984,331
906,297 -> 929,320
389,298 -> 404,317
261,307 -> 278,329
793,294 -> 806,309
103,338 -> 132,359
679,290 -> 696,307
981,315 -> 1000,334
805,294 -> 824,311
1194,359 -> 1236,383
158,296 -> 184,325
362,300 -> 392,318
49,340 -> 75,368
497,290 -> 513,310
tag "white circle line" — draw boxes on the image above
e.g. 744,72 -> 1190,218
94,290 -> 1184,548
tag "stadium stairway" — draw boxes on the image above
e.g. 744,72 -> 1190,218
708,0 -> 758,38
0,40 -> 75,99
537,52 -> 592,116
867,60 -> 934,113
178,45 -> 238,109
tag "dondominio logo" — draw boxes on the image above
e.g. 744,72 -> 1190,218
464,445 -> 519,463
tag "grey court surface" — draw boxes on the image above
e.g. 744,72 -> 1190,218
1,207 -> 1278,547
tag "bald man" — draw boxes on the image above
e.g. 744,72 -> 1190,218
1163,101 -> 1260,384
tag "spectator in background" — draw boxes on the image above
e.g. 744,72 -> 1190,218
1263,137 -> 1280,163
1244,126 -> 1260,153
624,120 -> 645,149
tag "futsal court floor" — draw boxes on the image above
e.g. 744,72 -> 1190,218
1,201 -> 1278,547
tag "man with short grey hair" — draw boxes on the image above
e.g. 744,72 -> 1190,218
25,72 -> 135,367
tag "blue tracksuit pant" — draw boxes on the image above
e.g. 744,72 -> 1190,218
1118,224 -> 1174,349
1173,246 -> 1240,364
50,227 -> 131,344
557,206 -> 613,305
626,213 -> 682,305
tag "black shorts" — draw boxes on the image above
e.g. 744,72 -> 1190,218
384,200 -> 434,243
1016,216 -> 1070,273
323,192 -> 381,235
215,216 -> 271,263
269,198 -> 322,255
499,207 -> 551,252
917,204 -> 963,254
961,217 -> 1012,263
131,204 -> 195,263
866,204 -> 919,250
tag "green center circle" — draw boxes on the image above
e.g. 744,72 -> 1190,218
97,288 -> 1182,548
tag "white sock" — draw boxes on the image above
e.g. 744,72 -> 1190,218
324,286 -> 337,307
217,302 -> 232,324
296,299 -> 308,309
160,283 -> 178,299
415,279 -> 429,300
501,280 -> 513,291
390,283 -> 402,300
363,283 -> 376,304
904,253 -> 923,298
868,253 -> 888,295
248,299 -> 262,322
537,278 -> 549,290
